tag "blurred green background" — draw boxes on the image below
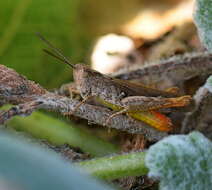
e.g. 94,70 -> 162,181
0,0 -> 83,89
0,0 -> 146,89
0,0 -> 182,89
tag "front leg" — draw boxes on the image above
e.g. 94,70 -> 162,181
57,82 -> 79,98
64,95 -> 95,116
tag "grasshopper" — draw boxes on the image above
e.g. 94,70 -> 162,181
37,34 -> 191,132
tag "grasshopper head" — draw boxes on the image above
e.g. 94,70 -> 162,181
73,64 -> 93,98
73,64 -> 110,98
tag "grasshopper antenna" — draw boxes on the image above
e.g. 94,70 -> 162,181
43,49 -> 73,67
36,32 -> 75,68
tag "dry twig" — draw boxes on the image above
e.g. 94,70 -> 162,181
114,52 -> 212,90
182,76 -> 212,139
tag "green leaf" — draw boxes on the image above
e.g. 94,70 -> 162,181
0,131 -> 113,190
0,0 -> 88,88
145,132 -> 212,190
7,111 -> 119,156
194,0 -> 212,51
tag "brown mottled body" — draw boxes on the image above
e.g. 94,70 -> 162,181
73,64 -> 178,108
58,59 -> 192,130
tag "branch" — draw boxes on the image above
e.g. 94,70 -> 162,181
0,64 -> 46,105
182,76 -> 212,139
0,93 -> 167,141
114,52 -> 212,88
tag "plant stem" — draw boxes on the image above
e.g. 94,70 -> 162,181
7,111 -> 119,156
78,151 -> 148,180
